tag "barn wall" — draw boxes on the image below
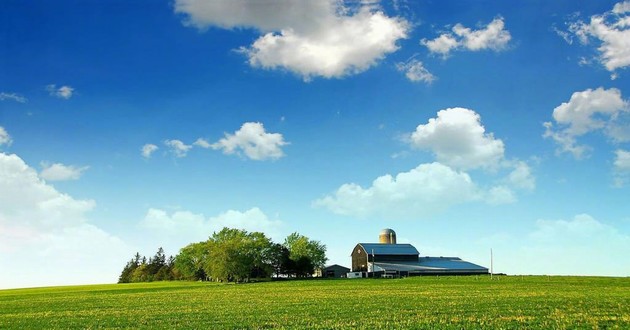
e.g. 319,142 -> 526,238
351,245 -> 368,272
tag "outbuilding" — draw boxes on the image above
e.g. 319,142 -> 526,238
317,264 -> 351,278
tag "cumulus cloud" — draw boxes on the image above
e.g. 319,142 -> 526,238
407,107 -> 505,170
175,0 -> 409,80
0,152 -> 129,289
395,59 -> 436,83
564,1 -> 630,76
313,162 -> 481,218
421,17 -> 511,57
314,160 -> 535,218
212,122 -> 288,160
46,84 -> 75,99
543,87 -> 629,158
0,127 -> 12,147
164,139 -> 192,158
316,106 -> 536,218
40,162 -> 89,181
614,1 -> 630,14
140,207 -> 283,250
141,144 -> 159,159
0,92 -> 27,103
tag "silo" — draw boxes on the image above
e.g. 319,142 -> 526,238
379,228 -> 397,244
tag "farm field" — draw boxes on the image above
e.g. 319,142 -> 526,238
1,276 -> 629,329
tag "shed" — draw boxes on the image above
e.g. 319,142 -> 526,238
318,264 -> 351,278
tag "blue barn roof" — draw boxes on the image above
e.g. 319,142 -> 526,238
357,243 -> 419,256
373,257 -> 488,274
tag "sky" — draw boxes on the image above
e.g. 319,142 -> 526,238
1,0 -> 629,289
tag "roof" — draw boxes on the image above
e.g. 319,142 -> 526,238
379,228 -> 396,236
323,264 -> 350,271
373,257 -> 488,273
357,243 -> 419,256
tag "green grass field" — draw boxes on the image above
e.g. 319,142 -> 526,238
1,276 -> 629,329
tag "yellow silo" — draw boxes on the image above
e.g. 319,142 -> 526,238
379,228 -> 396,244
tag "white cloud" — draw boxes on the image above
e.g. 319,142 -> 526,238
0,92 -> 27,103
485,185 -> 516,205
141,144 -> 159,159
506,161 -> 536,191
40,162 -> 89,181
614,149 -> 630,171
175,0 -> 409,80
212,122 -> 288,160
613,149 -> 630,186
0,127 -> 12,147
46,84 -> 75,99
313,162 -> 481,218
421,34 -> 459,57
0,152 -> 130,289
407,107 -> 505,170
140,207 -> 283,249
164,139 -> 192,158
543,87 -> 629,158
317,106 -> 535,217
193,138 -> 211,148
395,59 -> 436,83
422,17 -> 511,57
482,214 -> 630,276
565,2 -> 630,75
614,1 -> 630,14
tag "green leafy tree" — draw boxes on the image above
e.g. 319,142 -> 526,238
204,228 -> 274,282
283,232 -> 328,276
268,243 -> 291,277
174,241 -> 209,280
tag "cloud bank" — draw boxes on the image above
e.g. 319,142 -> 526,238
0,152 -> 129,289
140,207 -> 283,249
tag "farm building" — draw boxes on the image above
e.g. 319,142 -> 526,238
351,229 -> 488,277
315,264 -> 351,278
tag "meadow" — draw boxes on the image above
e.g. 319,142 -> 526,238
1,276 -> 628,329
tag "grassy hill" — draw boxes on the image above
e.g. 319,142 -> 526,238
1,276 -> 629,329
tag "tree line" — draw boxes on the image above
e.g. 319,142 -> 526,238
118,228 -> 327,283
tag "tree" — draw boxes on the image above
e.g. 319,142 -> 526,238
268,243 -> 291,277
204,228 -> 274,282
173,242 -> 209,281
118,257 -> 138,283
283,232 -> 328,276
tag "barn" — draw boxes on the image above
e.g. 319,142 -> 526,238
350,229 -> 488,277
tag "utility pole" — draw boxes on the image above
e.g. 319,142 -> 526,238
490,248 -> 494,280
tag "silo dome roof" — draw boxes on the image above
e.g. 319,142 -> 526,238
380,228 -> 396,235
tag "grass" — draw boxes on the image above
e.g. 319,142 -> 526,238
1,276 -> 629,329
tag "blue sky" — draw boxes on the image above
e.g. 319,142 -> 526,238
1,0 -> 630,289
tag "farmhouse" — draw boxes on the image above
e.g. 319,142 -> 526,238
351,229 -> 488,277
